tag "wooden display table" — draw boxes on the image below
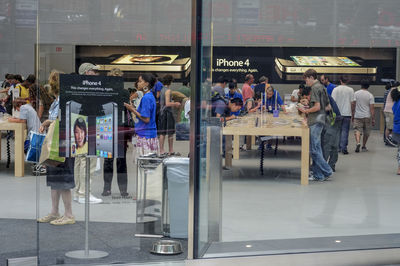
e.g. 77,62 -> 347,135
223,113 -> 310,185
0,120 -> 26,177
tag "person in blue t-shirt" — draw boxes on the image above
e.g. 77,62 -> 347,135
225,82 -> 243,116
152,77 -> 164,100
390,85 -> 400,174
151,75 -> 163,130
125,73 -> 160,157
263,86 -> 286,113
320,74 -> 336,96
225,82 -> 243,100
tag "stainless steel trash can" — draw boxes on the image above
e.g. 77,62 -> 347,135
163,157 -> 189,238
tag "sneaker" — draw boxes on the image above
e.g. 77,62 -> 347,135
78,194 -> 103,204
362,147 -> 368,152
37,213 -> 60,223
342,150 -> 349,155
308,175 -> 318,181
50,215 -> 75,225
386,136 -> 397,147
355,143 -> 361,153
309,175 -> 326,181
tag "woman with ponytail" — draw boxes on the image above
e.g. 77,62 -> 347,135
124,73 -> 159,157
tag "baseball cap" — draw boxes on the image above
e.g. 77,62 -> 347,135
78,63 -> 100,75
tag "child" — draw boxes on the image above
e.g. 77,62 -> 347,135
297,86 -> 312,126
8,88 -> 44,174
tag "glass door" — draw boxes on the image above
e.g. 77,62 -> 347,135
192,0 -> 400,260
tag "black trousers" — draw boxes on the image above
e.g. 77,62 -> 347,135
103,141 -> 128,193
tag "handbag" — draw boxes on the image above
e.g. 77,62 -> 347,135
39,119 -> 65,167
25,132 -> 46,163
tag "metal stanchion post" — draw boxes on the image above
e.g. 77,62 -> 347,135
66,156 -> 108,259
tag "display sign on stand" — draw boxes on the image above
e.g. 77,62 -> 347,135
59,74 -> 126,158
59,74 -> 126,260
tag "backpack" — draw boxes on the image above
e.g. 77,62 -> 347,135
211,91 -> 228,117
323,89 -> 341,126
328,94 -> 341,118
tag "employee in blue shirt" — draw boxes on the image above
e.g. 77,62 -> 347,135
263,86 -> 286,113
320,74 -> 336,96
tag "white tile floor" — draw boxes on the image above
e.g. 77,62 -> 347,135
221,131 -> 400,241
0,140 -> 190,223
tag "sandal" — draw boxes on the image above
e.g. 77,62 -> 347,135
159,152 -> 168,158
37,213 -> 60,223
50,215 -> 75,225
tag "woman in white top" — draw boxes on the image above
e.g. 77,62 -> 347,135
291,84 -> 305,102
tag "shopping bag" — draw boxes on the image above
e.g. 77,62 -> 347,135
39,119 -> 65,167
25,132 -> 46,163
180,110 -> 188,123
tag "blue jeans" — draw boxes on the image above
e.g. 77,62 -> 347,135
322,118 -> 342,169
310,123 -> 333,179
340,116 -> 351,151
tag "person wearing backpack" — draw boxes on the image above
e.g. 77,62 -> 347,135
321,91 -> 342,172
298,69 -> 333,181
211,91 -> 243,123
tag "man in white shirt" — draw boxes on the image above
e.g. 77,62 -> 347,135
352,80 -> 375,152
331,75 -> 354,154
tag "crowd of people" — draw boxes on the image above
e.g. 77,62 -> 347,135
210,74 -> 290,120
2,64 -> 399,225
0,64 -> 191,225
209,70 -> 397,182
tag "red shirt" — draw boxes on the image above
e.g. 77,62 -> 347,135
242,83 -> 254,102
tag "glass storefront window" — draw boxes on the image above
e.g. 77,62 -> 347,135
192,0 -> 400,261
2,0 -> 400,265
35,0 -> 190,264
